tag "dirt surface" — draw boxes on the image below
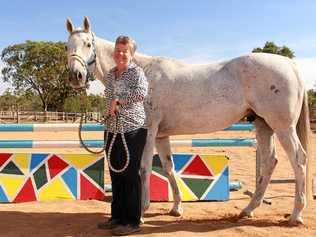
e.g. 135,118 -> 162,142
0,130 -> 315,237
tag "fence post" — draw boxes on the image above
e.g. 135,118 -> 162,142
16,110 -> 20,123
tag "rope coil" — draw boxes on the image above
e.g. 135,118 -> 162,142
78,93 -> 130,173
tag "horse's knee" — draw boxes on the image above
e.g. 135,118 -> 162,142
297,148 -> 307,166
296,194 -> 306,209
161,155 -> 174,174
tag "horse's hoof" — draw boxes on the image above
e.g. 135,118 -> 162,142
143,204 -> 150,212
238,211 -> 253,219
288,217 -> 304,226
169,208 -> 183,217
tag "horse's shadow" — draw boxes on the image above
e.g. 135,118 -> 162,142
139,213 -> 301,235
0,211 -> 304,236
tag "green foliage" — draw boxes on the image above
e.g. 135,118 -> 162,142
63,96 -> 84,112
88,94 -> 105,112
1,41 -> 76,111
0,90 -> 105,113
0,91 -> 17,110
63,94 -> 105,113
252,41 -> 295,59
0,90 -> 41,111
308,89 -> 316,118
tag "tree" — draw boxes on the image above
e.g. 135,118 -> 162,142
89,94 -> 106,112
0,90 -> 42,111
252,41 -> 295,58
0,91 -> 17,111
63,94 -> 105,113
308,89 -> 316,119
1,41 -> 76,112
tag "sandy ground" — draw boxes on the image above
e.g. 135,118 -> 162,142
0,129 -> 315,237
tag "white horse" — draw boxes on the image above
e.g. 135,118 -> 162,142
65,17 -> 311,225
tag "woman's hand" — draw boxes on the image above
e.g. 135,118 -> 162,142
109,98 -> 120,117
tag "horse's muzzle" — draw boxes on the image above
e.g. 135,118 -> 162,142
68,69 -> 86,89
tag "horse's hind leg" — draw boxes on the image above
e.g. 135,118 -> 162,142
275,127 -> 307,225
156,136 -> 183,216
240,118 -> 278,218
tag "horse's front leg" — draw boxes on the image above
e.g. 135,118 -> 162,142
156,136 -> 183,216
140,125 -> 158,218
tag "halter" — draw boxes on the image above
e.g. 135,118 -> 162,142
68,30 -> 97,87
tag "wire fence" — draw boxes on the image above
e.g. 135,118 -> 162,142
0,110 -> 102,123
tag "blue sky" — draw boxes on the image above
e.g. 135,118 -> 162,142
1,0 -> 316,94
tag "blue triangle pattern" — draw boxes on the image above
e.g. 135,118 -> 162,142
0,185 -> 9,202
30,153 -> 48,172
62,167 -> 77,198
204,167 -> 229,201
173,154 -> 193,172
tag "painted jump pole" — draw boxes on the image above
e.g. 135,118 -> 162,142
0,138 -> 256,148
0,123 -> 256,148
0,123 -> 254,132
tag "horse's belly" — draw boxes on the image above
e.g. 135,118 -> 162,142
157,104 -> 247,136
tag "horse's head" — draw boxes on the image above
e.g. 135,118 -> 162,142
65,16 -> 97,89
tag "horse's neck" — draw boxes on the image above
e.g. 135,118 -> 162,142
93,36 -> 218,86
94,36 -> 155,86
134,53 -> 155,69
94,37 -> 114,85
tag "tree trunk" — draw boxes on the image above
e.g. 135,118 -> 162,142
44,105 -> 48,122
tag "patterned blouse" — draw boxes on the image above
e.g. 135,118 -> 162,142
104,62 -> 148,133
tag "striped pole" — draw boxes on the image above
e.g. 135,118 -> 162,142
0,123 -> 254,132
0,138 -> 256,148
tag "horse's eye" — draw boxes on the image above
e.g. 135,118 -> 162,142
87,43 -> 91,48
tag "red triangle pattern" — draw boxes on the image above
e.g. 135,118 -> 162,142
181,155 -> 213,176
150,173 -> 169,201
13,178 -> 37,203
80,174 -> 105,200
0,153 -> 13,167
47,154 -> 69,179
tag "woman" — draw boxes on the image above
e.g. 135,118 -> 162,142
98,35 -> 148,236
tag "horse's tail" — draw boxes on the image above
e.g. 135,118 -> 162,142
296,90 -> 313,204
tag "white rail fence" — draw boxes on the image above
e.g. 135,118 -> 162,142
0,110 -> 102,123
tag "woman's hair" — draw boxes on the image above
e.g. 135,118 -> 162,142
115,35 -> 137,56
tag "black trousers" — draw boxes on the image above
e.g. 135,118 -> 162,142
105,128 -> 147,226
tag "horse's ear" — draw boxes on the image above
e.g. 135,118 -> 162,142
83,16 -> 90,32
66,18 -> 74,34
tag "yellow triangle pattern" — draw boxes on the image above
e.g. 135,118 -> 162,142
62,154 -> 100,169
201,154 -> 228,176
38,176 -> 73,200
13,153 -> 30,176
0,175 -> 25,200
174,175 -> 197,201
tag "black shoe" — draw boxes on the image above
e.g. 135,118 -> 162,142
112,224 -> 141,236
97,218 -> 120,230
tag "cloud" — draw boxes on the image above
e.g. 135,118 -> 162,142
88,80 -> 104,95
294,58 -> 316,90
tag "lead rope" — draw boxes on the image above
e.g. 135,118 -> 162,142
106,114 -> 130,173
78,91 -> 130,173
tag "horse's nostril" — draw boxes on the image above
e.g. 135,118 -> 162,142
77,72 -> 83,80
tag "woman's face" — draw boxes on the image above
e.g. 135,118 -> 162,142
113,43 -> 132,71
